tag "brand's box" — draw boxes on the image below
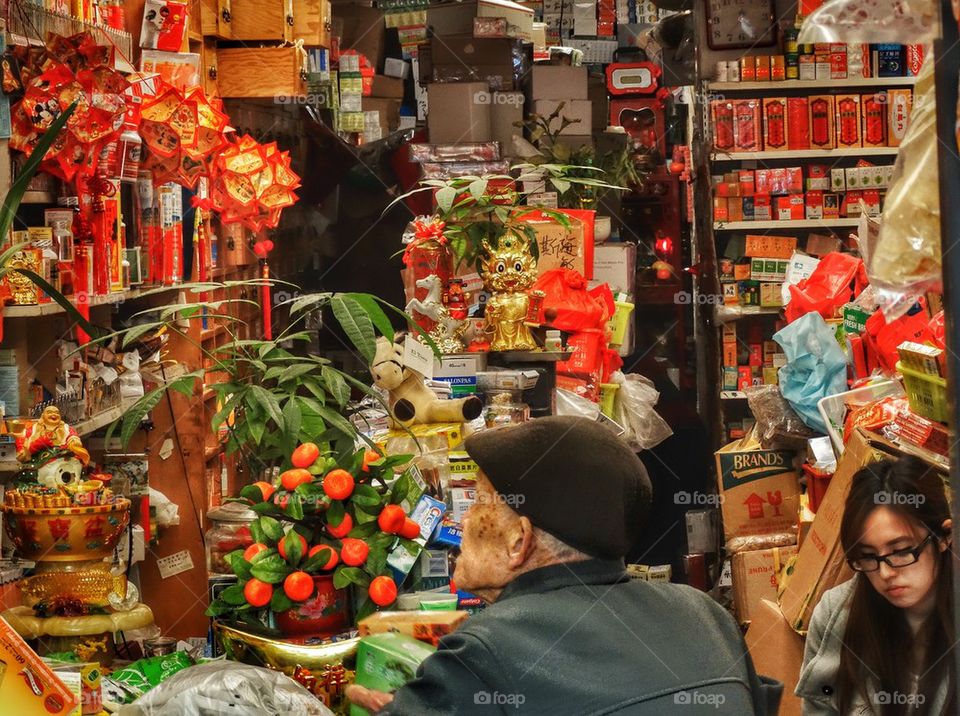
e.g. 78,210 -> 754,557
732,545 -> 798,624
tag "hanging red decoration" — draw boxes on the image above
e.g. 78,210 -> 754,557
208,134 -> 301,232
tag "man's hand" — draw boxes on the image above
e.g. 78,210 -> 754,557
345,684 -> 395,713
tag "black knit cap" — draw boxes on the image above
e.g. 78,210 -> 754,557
464,416 -> 653,559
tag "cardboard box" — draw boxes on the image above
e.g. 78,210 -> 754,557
723,366 -> 739,390
712,100 -> 735,151
745,235 -> 797,259
887,88 -> 912,147
861,93 -> 888,147
428,35 -> 524,91
530,65 -> 588,100
733,99 -> 762,152
490,91 -> 524,156
844,166 -> 861,190
805,190 -> 824,220
522,208 -> 594,279
805,164 -> 830,191
478,0 -> 534,42
362,97 -> 401,134
745,600 -> 805,716
753,194 -> 772,221
715,435 -> 800,553
808,95 -> 836,149
351,633 -> 435,716
733,545 -> 798,624
714,197 -> 729,222
786,97 -> 809,150
762,97 -> 788,150
427,82 -> 492,142
358,610 -> 469,648
834,94 -> 862,148
778,429 -> 894,632
830,167 -> 846,192
533,99 -> 592,135
723,341 -> 738,367
823,193 -> 840,218
590,242 -> 637,296
776,195 -> 804,220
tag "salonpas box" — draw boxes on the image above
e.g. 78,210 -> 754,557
715,435 -> 800,553
350,633 -> 436,716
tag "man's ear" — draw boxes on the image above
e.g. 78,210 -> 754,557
506,516 -> 535,570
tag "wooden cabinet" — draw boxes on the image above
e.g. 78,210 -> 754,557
293,0 -> 332,47
213,0 -> 330,45
216,46 -> 305,98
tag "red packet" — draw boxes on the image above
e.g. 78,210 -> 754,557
141,1 -> 189,52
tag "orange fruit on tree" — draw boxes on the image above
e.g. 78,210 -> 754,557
323,469 -> 355,500
340,538 -> 370,566
243,578 -> 273,607
361,449 -> 382,473
280,468 -> 313,491
252,481 -> 275,502
291,443 -> 321,469
377,504 -> 406,534
308,544 -> 339,570
368,576 -> 398,607
326,513 -> 353,538
273,493 -> 290,510
278,532 -> 307,561
243,543 -> 269,561
283,571 -> 315,602
399,519 -> 421,540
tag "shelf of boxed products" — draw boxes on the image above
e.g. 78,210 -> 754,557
0,399 -> 136,472
710,147 -> 901,161
714,218 -> 861,231
707,77 -> 917,92
3,285 -> 180,318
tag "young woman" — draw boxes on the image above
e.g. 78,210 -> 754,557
797,456 -> 955,715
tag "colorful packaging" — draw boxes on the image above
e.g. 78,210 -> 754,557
140,1 -> 188,52
357,611 -> 468,648
745,235 -> 797,259
732,99 -> 762,152
350,633 -> 436,716
786,97 -> 809,150
834,94 -> 862,148
755,55 -> 771,81
762,97 -> 788,150
823,193 -> 840,218
808,95 -> 836,149
906,44 -> 925,76
886,89 -> 912,147
712,100 -> 735,150
861,93 -> 887,147
805,164 -> 831,191
805,191 -> 824,219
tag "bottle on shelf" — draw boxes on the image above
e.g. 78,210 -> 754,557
53,219 -> 74,263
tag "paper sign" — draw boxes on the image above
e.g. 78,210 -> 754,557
521,208 -> 595,279
745,235 -> 797,259
157,549 -> 195,579
781,252 -> 821,305
718,559 -> 733,588
403,335 -> 434,379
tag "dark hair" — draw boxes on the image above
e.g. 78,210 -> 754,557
836,456 -> 954,715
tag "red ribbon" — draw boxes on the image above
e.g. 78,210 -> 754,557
402,217 -> 447,267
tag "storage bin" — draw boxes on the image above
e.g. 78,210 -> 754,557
897,361 -> 949,423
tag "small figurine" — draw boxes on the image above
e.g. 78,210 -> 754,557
405,274 -> 445,326
370,336 -> 482,428
17,405 -> 90,465
480,234 -> 539,352
406,274 -> 467,354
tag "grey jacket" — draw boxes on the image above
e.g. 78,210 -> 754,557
385,558 -> 782,715
796,578 -> 951,715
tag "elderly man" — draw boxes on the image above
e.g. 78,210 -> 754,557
348,416 -> 780,714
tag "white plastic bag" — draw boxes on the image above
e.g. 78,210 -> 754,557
118,662 -> 333,716
613,372 -> 673,451
799,0 -> 939,43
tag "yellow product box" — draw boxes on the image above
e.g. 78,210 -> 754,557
0,617 -> 78,715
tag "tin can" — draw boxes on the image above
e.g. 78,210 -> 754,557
716,61 -> 729,82
727,60 -> 740,82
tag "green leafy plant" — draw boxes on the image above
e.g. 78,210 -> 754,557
206,445 -> 422,627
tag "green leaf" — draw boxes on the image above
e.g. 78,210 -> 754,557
258,516 -> 284,542
331,294 -> 377,362
351,484 -> 383,509
279,363 -> 315,385
249,385 -> 285,431
321,366 -> 350,407
121,322 -> 163,349
550,178 -> 571,195
435,185 -> 457,213
281,398 -> 302,453
366,546 -> 388,577
344,293 -> 395,343
333,566 -> 370,590
354,505 -> 378,524
468,178 -> 488,200
347,520 -> 380,539
354,597 -> 378,622
249,501 -> 280,515
390,475 -> 410,506
314,405 -> 355,438
284,492 -> 305,521
250,554 -> 290,584
239,484 -> 265,504
282,531 -> 304,566
248,417 -> 265,447
250,519 -> 266,545
270,589 -> 294,612
233,559 -> 252,581
327,500 -> 346,527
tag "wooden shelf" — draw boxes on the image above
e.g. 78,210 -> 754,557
714,218 -> 861,231
708,77 -> 916,91
3,285 -> 179,318
711,147 -> 900,161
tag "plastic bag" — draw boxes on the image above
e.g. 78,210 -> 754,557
785,252 -> 868,323
613,372 -> 673,451
743,384 -> 817,450
866,55 -> 942,294
774,313 -> 849,434
532,268 -> 606,331
799,0 -> 938,43
930,310 -> 945,348
862,300 -> 937,372
556,387 -> 601,421
117,662 -> 333,716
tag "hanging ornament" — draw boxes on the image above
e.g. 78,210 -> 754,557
208,134 -> 301,232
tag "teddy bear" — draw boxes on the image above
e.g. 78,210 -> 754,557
370,336 -> 482,428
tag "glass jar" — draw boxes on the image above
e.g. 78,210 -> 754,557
205,502 -> 256,575
53,219 -> 74,263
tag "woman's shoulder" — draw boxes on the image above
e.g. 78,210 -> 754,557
811,579 -> 856,626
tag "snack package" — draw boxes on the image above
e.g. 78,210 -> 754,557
106,651 -> 193,704
798,0 -> 938,43
843,396 -> 910,445
140,1 -> 189,52
744,384 -> 817,450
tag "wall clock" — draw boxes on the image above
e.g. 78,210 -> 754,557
706,0 -> 778,51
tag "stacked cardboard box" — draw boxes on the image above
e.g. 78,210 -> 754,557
530,65 -> 591,147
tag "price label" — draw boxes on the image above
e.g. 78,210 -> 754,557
157,549 -> 195,579
403,334 -> 434,380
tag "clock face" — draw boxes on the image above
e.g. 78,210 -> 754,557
707,0 -> 777,50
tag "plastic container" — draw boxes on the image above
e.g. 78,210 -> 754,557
897,361 -> 949,423
205,502 -> 257,575
609,301 -> 634,346
802,464 -> 833,514
599,383 -> 619,418
816,379 -> 904,454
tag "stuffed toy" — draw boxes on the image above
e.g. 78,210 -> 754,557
370,336 -> 482,428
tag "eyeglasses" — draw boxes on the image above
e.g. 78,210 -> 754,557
848,534 -> 935,573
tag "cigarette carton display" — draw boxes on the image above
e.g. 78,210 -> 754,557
808,95 -> 835,149
861,93 -> 887,147
834,94 -> 862,148
733,100 -> 763,152
762,97 -> 788,150
786,98 -> 809,150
